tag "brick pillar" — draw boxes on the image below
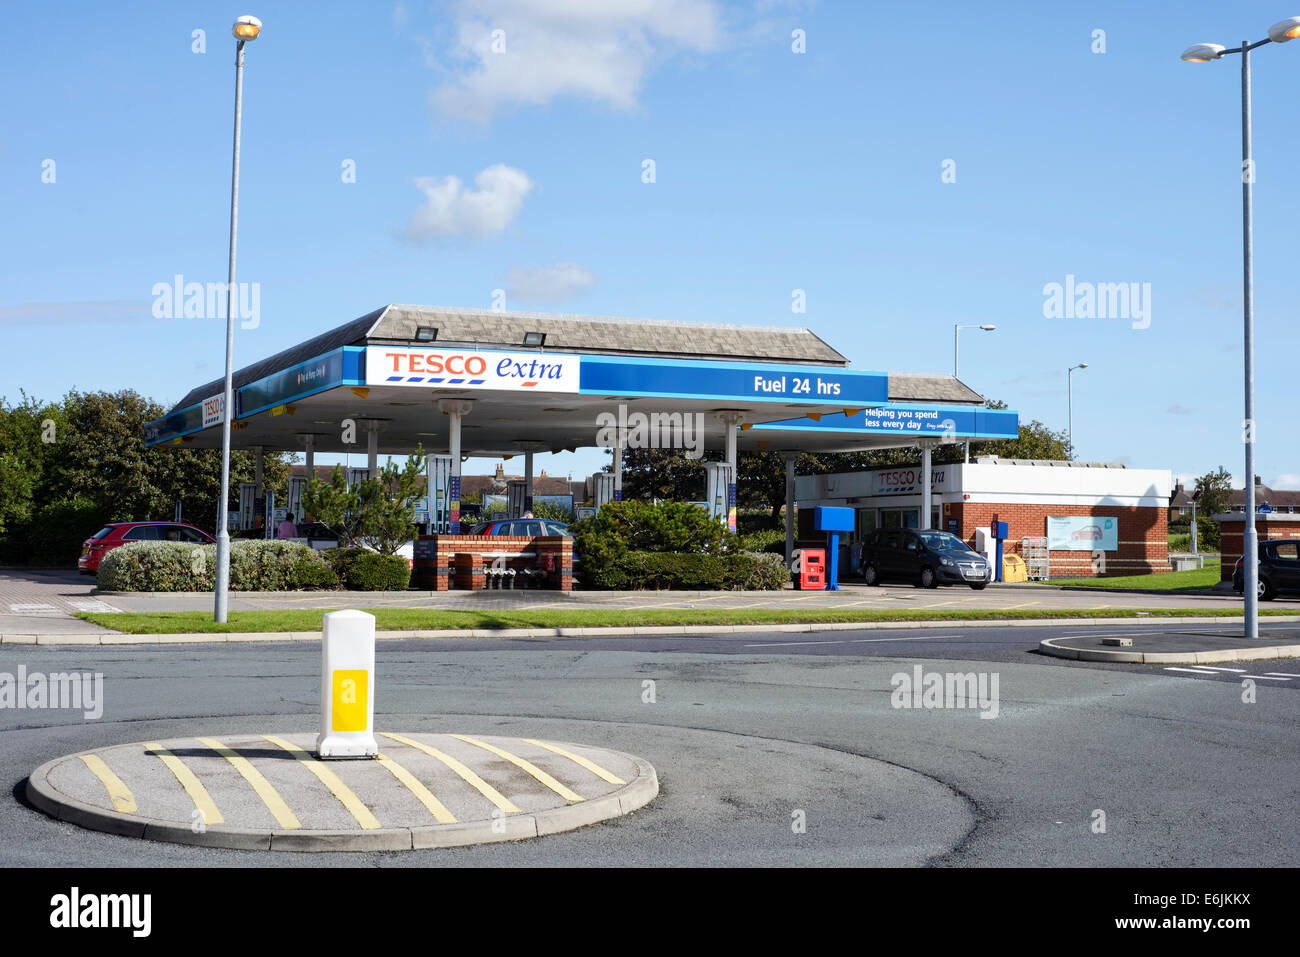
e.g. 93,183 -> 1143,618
453,552 -> 484,590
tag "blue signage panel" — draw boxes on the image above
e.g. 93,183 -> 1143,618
144,405 -> 204,445
578,355 -> 888,406
813,506 -> 855,532
752,404 -> 1020,440
238,348 -> 355,417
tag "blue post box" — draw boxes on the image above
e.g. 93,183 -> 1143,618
813,506 -> 855,591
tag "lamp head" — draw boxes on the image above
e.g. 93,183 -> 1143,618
1181,42 -> 1225,62
233,15 -> 262,40
1268,16 -> 1300,42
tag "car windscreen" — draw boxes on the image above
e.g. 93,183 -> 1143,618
91,527 -> 114,540
918,531 -> 972,552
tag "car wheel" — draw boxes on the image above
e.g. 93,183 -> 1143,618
969,582 -> 987,590
1259,577 -> 1276,601
920,567 -> 937,589
863,564 -> 879,586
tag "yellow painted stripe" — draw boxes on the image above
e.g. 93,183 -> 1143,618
449,734 -> 585,802
380,733 -> 520,813
261,735 -> 381,830
522,739 -> 625,785
145,742 -> 224,825
375,753 -> 457,824
196,736 -> 300,829
80,754 -> 136,813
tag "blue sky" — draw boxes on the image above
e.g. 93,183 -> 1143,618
2,0 -> 1297,490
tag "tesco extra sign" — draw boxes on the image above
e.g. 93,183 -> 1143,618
874,468 -> 943,495
202,394 -> 225,428
365,346 -> 579,393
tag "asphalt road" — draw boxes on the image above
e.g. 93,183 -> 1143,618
2,621 -> 1298,867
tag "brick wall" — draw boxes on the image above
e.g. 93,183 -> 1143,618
799,502 -> 1168,577
950,503 -> 1167,577
412,535 -> 573,591
1214,517 -> 1300,580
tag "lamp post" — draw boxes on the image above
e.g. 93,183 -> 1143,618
1181,15 -> 1300,639
1067,363 -> 1087,453
214,15 -> 261,624
954,324 -> 995,463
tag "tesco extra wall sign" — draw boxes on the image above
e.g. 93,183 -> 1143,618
874,468 -> 944,495
365,347 -> 580,393
202,394 -> 225,428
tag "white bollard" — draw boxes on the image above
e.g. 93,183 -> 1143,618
316,609 -> 379,759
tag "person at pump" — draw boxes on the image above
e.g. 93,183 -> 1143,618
277,511 -> 299,540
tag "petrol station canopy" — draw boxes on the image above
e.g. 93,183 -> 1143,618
145,304 -> 1019,456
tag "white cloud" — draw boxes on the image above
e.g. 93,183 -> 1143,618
393,1 -> 408,31
503,261 -> 597,304
431,0 -> 723,120
1271,473 -> 1300,490
1166,404 -> 1192,415
399,163 -> 534,242
0,300 -> 150,325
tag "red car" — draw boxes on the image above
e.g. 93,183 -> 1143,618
78,522 -> 216,574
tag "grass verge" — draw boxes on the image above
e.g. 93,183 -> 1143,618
75,605 -> 1298,635
1047,562 -> 1223,591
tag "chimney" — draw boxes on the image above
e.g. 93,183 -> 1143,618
1255,475 -> 1263,486
494,463 -> 505,481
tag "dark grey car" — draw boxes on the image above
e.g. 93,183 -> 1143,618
860,529 -> 992,589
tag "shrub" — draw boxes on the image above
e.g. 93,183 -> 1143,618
98,542 -> 211,592
590,550 -> 786,591
24,496 -> 111,568
531,499 -> 575,523
98,540 -> 337,592
738,527 -> 785,553
324,548 -> 411,591
737,511 -> 780,536
573,500 -> 735,587
228,540 -> 338,591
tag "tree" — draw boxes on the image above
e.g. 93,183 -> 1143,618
1194,466 -> 1234,518
0,388 -> 292,556
618,447 -> 705,502
302,453 -> 425,553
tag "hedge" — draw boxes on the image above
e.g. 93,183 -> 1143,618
588,550 -> 787,591
323,548 -> 411,591
25,497 -> 111,567
98,540 -> 337,592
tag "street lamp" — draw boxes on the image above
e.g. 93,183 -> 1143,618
1067,363 -> 1087,452
1180,15 -> 1298,639
954,324 -> 996,463
214,15 -> 261,624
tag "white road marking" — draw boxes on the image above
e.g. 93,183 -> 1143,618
69,600 -> 122,613
1164,667 -> 1221,675
1247,675 -> 1293,681
1262,673 -> 1299,678
744,635 -> 964,649
1190,666 -> 1248,673
8,603 -> 56,612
